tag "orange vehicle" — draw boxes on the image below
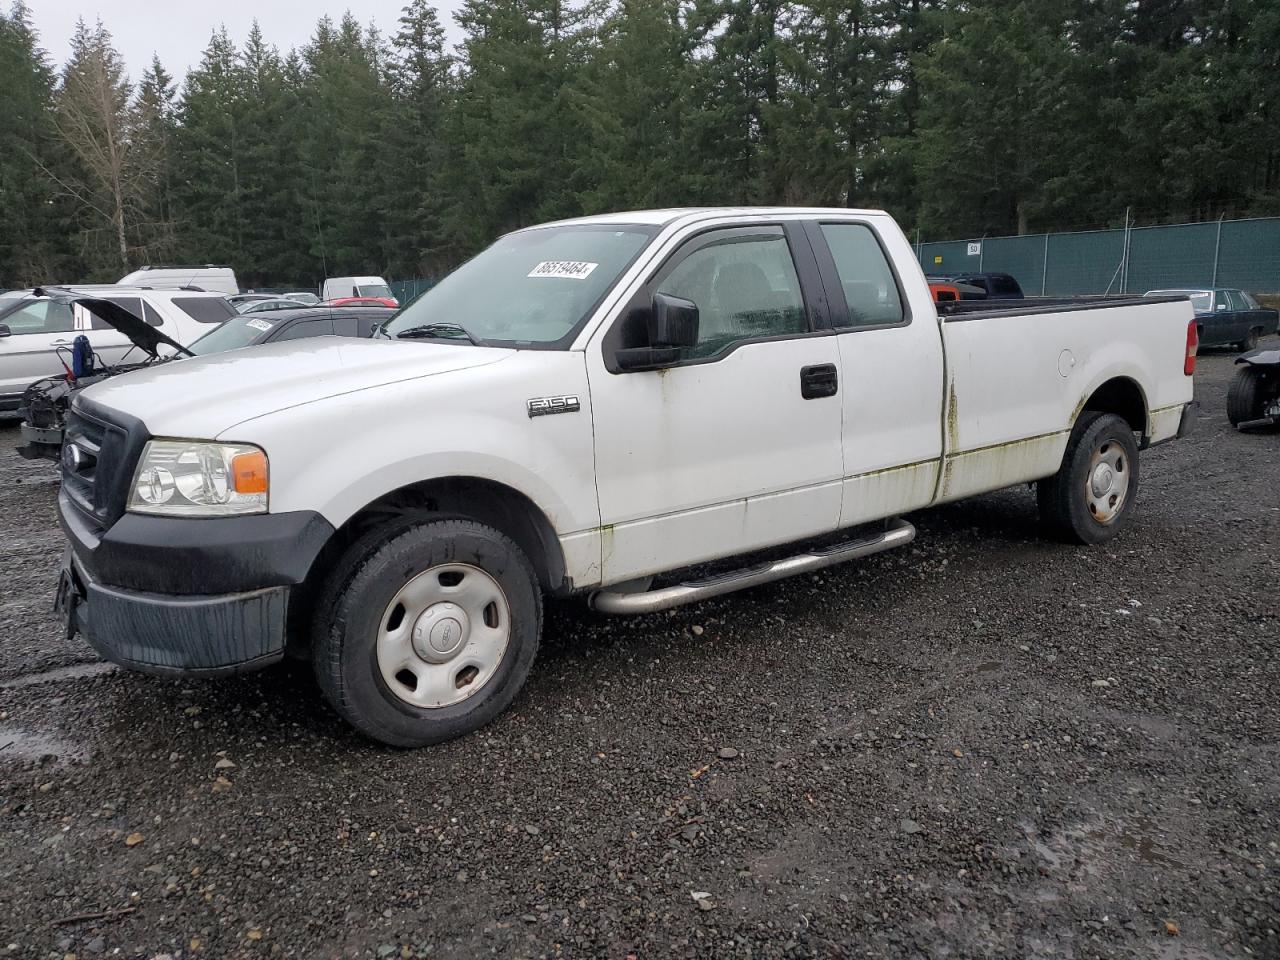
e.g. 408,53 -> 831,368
929,282 -> 962,303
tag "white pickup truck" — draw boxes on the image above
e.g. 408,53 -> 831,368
54,207 -> 1199,746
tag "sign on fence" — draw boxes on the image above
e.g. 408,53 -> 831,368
967,242 -> 982,257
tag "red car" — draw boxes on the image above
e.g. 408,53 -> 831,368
325,296 -> 399,308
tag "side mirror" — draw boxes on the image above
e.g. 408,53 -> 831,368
614,294 -> 699,372
0,323 -> 10,338
648,293 -> 698,349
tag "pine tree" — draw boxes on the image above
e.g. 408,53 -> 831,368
573,0 -> 698,212
132,55 -> 178,262
171,28 -> 247,267
442,0 -> 600,252
297,14 -> 396,278
0,1 -> 73,284
381,0 -> 453,274
914,0 -> 1075,236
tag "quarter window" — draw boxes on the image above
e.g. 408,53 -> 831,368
87,296 -> 144,329
173,296 -> 237,323
820,223 -> 905,328
657,229 -> 807,359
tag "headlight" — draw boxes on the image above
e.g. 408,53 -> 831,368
128,440 -> 268,517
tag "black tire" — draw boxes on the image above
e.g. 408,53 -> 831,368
312,518 -> 542,747
1226,366 -> 1266,427
1037,412 -> 1140,545
1237,328 -> 1260,352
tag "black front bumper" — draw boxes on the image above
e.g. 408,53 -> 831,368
58,550 -> 291,676
58,492 -> 334,677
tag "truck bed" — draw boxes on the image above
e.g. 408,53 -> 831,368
938,294 -> 1188,320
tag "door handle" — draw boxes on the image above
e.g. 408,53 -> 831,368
800,363 -> 838,399
51,339 -> 73,346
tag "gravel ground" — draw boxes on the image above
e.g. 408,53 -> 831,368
1,347 -> 1277,960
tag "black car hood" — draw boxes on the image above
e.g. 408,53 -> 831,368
1237,348 -> 1280,366
32,287 -> 193,359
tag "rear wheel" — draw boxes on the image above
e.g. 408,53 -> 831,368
1237,328 -> 1261,351
1037,412 -> 1140,545
1227,366 -> 1268,427
312,518 -> 542,747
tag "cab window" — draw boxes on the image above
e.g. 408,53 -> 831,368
655,228 -> 807,359
819,223 -> 905,328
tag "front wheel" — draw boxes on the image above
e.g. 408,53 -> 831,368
312,519 -> 542,747
1037,412 -> 1140,545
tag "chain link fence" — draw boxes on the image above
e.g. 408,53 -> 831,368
388,278 -> 438,305
916,217 -> 1280,296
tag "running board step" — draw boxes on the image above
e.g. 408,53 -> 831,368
589,518 -> 916,615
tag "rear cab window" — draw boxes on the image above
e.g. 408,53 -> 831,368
816,222 -> 906,329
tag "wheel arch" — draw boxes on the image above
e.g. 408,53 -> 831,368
311,476 -> 569,595
1078,376 -> 1149,440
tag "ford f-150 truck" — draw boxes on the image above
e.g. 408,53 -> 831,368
54,207 -> 1199,747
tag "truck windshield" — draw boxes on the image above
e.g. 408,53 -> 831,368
187,316 -> 279,355
356,283 -> 393,299
382,224 -> 656,347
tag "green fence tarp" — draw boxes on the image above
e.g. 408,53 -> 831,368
917,216 -> 1280,296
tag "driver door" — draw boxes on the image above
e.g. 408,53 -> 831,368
586,223 -> 844,584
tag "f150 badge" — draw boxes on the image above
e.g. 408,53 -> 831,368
527,395 -> 581,418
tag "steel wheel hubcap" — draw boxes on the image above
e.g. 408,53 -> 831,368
376,563 -> 510,709
1085,440 -> 1128,524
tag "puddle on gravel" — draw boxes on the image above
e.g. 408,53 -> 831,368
1112,820 -> 1186,868
0,661 -> 118,689
0,725 -> 89,764
1023,817 -> 1187,873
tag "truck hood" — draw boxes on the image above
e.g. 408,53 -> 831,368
78,337 -> 513,438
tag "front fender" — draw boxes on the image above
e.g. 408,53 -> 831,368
220,352 -> 601,538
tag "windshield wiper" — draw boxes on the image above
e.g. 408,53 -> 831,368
393,322 -> 483,345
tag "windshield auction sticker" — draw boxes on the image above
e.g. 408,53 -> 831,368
528,261 -> 598,280
245,318 -> 274,332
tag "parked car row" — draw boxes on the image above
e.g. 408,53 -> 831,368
14,293 -> 397,460
0,286 -> 237,415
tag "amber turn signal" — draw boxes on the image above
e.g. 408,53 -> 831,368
231,450 -> 269,494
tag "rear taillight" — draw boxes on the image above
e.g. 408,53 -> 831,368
1184,321 -> 1198,376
